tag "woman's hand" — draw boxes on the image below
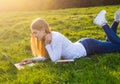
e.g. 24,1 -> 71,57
19,58 -> 33,66
45,33 -> 52,45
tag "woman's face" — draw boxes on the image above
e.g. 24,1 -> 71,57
32,28 -> 47,40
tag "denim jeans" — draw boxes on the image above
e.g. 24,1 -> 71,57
80,21 -> 120,55
106,21 -> 118,41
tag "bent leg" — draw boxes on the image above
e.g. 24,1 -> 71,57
111,21 -> 119,33
80,38 -> 120,55
106,21 -> 119,41
102,24 -> 120,44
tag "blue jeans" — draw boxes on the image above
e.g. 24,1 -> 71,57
80,21 -> 120,55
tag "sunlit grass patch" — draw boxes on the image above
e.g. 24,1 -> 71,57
0,5 -> 120,84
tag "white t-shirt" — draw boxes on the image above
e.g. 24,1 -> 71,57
45,31 -> 87,62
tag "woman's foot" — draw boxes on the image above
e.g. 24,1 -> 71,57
114,9 -> 120,22
93,10 -> 107,26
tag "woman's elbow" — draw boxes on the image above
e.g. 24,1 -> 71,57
51,59 -> 58,62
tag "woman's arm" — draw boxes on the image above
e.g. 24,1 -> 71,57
19,57 -> 46,65
45,33 -> 62,62
45,44 -> 62,62
32,57 -> 46,62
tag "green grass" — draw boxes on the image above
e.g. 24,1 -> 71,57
0,5 -> 120,84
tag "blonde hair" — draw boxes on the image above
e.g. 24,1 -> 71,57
30,18 -> 50,58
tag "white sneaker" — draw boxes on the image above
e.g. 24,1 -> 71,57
114,9 -> 120,22
93,10 -> 107,26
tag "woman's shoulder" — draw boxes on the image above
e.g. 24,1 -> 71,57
51,31 -> 63,36
52,31 -> 61,34
51,31 -> 64,39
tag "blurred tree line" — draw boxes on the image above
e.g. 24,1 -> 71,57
0,0 -> 120,11
45,0 -> 120,9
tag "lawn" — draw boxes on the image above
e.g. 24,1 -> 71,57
0,5 -> 120,84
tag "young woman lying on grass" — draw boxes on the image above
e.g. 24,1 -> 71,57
20,9 -> 120,64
